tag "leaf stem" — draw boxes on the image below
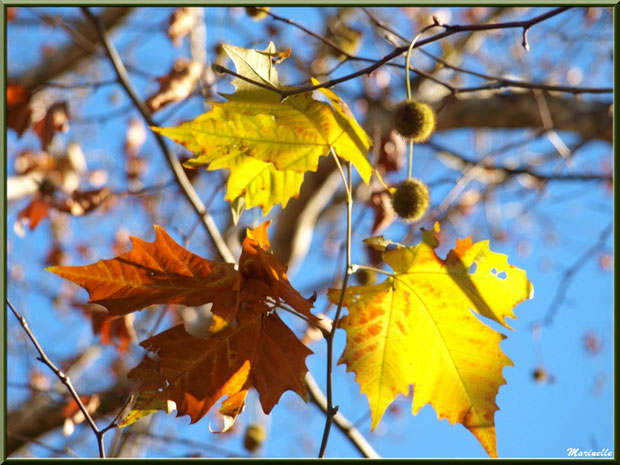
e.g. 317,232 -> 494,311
272,302 -> 326,333
404,24 -> 437,180
319,152 -> 353,458
306,373 -> 379,458
350,264 -> 393,278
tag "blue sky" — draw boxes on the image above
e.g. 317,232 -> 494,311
6,6 -> 613,459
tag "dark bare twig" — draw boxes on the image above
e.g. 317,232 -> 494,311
306,374 -> 379,458
7,299 -> 107,458
216,8 -> 604,100
40,79 -> 118,90
419,50 -> 613,95
426,141 -> 613,184
123,431 -> 248,458
426,7 -> 571,44
6,431 -> 80,458
366,7 -> 611,96
81,7 -> 235,264
110,180 -> 176,197
318,158 -> 353,458
259,7 -> 355,59
538,221 -> 613,326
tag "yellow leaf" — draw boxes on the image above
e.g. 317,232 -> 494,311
152,43 -> 372,214
222,42 -> 281,94
328,226 -> 533,458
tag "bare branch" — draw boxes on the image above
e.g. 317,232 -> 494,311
306,373 -> 380,458
7,299 -> 107,458
81,7 -> 235,264
427,141 -> 613,184
435,92 -> 612,143
10,7 -> 133,91
538,221 -> 613,326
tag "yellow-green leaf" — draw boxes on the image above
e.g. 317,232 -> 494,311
328,225 -> 533,458
154,116 -> 304,212
152,43 -> 372,214
222,42 -> 282,94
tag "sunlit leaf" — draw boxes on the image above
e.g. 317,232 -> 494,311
328,224 -> 533,457
152,42 -> 372,214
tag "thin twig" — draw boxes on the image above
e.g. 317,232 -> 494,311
7,299 -> 106,458
539,221 -> 613,326
217,7 -> 591,102
124,431 -> 247,458
364,7 -> 611,95
350,264 -> 393,278
419,49 -> 612,95
427,141 -> 613,183
6,431 -> 80,458
306,373 -> 379,458
318,152 -> 352,458
81,7 -> 235,264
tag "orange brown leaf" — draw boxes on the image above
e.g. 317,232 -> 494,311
126,302 -> 312,426
7,84 -> 32,137
239,221 -> 317,321
47,225 -> 241,321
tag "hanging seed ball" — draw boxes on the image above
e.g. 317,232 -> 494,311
391,178 -> 430,222
245,7 -> 270,20
243,423 -> 267,453
392,99 -> 436,142
355,268 -> 376,286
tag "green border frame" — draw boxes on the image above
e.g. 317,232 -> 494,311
2,2 -> 617,462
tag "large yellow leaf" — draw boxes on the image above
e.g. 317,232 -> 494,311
328,225 -> 533,457
152,43 -> 372,213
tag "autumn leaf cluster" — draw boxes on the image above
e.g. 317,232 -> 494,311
45,42 -> 534,457
49,222 -> 316,430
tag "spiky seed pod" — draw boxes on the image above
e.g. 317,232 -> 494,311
392,100 -> 436,142
243,423 -> 267,453
245,7 -> 269,21
391,178 -> 430,222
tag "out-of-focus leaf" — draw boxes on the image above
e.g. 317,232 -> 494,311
33,101 -> 70,150
7,84 -> 32,137
146,59 -> 202,112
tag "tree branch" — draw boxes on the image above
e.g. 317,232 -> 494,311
9,7 -> 133,91
427,141 -> 613,184
7,379 -> 130,457
318,156 -> 352,458
306,373 -> 380,458
81,7 -> 235,264
538,221 -> 613,326
435,92 -> 612,143
7,299 -> 108,458
215,7 -> 575,101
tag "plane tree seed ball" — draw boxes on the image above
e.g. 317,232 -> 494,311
355,268 -> 376,286
245,7 -> 269,20
393,100 -> 436,142
391,178 -> 430,222
243,423 -> 267,452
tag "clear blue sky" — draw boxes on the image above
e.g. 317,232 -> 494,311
6,6 -> 613,459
